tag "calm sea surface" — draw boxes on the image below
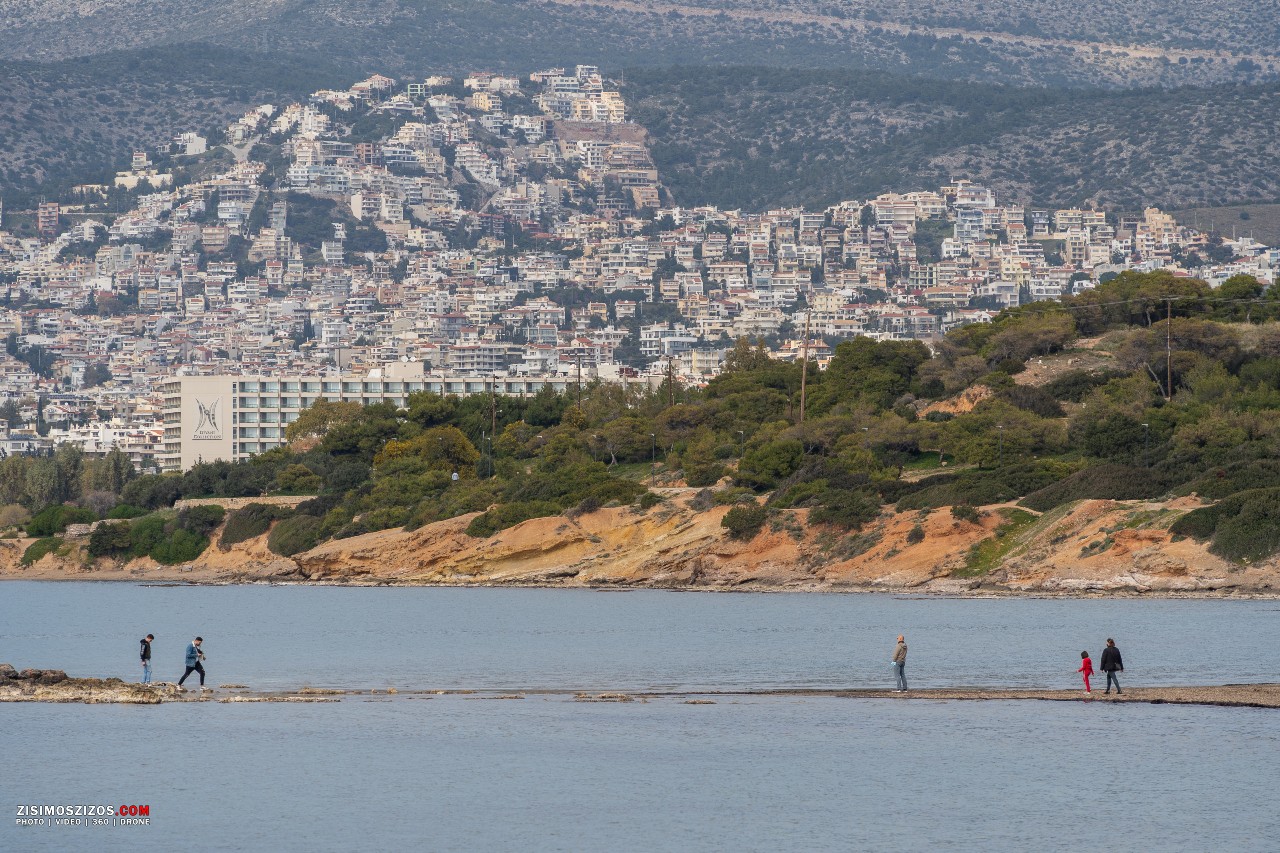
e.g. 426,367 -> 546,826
2,583 -> 1279,851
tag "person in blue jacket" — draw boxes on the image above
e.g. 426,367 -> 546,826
177,637 -> 206,690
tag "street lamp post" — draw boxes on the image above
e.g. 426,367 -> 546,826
650,433 -> 656,486
737,430 -> 745,460
997,424 -> 1004,468
1142,422 -> 1150,468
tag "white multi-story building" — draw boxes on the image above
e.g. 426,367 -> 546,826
159,360 -> 587,471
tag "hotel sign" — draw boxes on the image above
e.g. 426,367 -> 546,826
192,398 -> 223,441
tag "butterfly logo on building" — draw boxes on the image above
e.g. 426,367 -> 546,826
193,398 -> 222,440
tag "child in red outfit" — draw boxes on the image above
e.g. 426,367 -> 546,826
1078,650 -> 1094,693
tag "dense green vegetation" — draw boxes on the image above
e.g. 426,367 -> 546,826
220,503 -> 295,548
1170,488 -> 1280,563
21,537 -> 65,566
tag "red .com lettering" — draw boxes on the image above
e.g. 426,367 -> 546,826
117,805 -> 150,817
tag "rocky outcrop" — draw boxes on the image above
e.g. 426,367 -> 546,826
1,492 -> 1278,595
0,665 -> 180,704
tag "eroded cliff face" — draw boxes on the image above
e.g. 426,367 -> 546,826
2,493 -> 1277,595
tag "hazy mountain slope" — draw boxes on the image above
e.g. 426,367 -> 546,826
669,0 -> 1280,55
0,45 -> 347,196
0,0 -> 293,59
0,0 -> 1276,89
5,58 -> 1280,212
629,67 -> 1280,210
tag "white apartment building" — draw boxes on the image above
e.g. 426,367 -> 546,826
159,360 -> 583,471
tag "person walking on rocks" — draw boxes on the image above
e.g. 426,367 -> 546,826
177,637 -> 206,690
892,635 -> 908,692
139,634 -> 153,684
1100,638 -> 1124,695
1078,650 -> 1094,694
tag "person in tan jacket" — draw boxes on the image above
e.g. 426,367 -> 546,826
892,635 -> 908,692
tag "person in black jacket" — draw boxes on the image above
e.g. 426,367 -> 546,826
1100,638 -> 1123,694
139,634 -> 154,684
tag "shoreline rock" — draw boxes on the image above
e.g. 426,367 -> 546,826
0,667 -> 180,704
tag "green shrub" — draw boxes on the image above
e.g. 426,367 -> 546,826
405,479 -> 502,530
637,491 -> 662,511
896,462 -> 1072,511
878,472 -> 960,504
569,495 -> 602,517
296,492 -> 345,517
712,486 -> 758,506
1207,490 -> 1280,562
1019,464 -> 1165,512
267,515 -> 325,556
499,461 -> 644,513
1043,369 -> 1125,403
722,503 -> 767,540
149,529 -> 210,565
27,504 -> 96,537
950,505 -> 981,523
809,489 -> 882,530
771,461 -> 871,508
1170,502 -> 1232,540
1169,487 -> 1280,562
178,504 -> 225,536
274,463 -> 323,494
684,461 -> 725,488
106,504 -> 148,519
906,524 -> 926,544
362,506 -> 412,532
333,518 -> 371,540
465,500 -> 562,537
221,503 -> 294,548
120,473 -> 182,510
88,521 -> 132,557
1174,460 -> 1280,501
129,514 -> 169,558
1001,385 -> 1065,418
21,537 -> 63,566
736,439 -> 804,490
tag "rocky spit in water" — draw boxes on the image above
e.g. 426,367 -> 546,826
4,664 -> 1279,708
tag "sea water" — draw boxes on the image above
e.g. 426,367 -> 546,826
2,583 -> 1278,851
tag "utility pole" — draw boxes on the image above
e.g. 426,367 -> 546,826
666,356 -> 675,408
798,311 -> 811,424
1165,297 -> 1173,401
576,353 -> 582,408
490,377 -> 497,437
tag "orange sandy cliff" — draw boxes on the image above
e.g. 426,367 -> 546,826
2,490 -> 1277,595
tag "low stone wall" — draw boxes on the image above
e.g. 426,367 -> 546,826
173,495 -> 314,512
